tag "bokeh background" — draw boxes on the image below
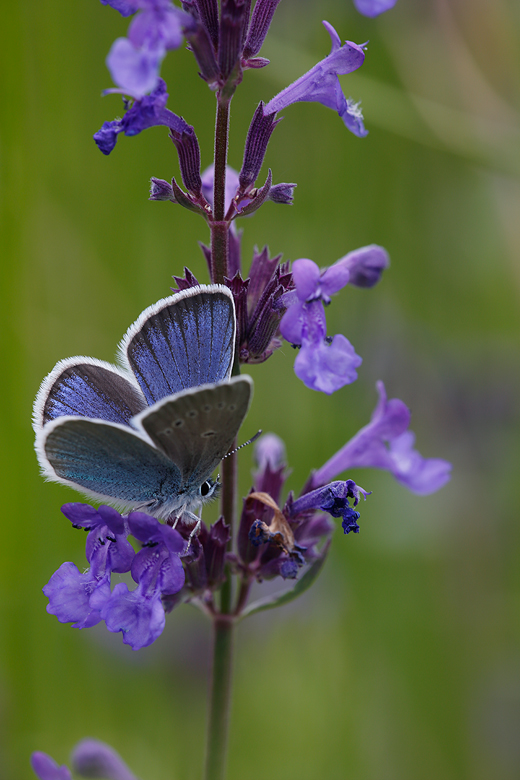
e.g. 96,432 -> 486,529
2,0 -> 520,778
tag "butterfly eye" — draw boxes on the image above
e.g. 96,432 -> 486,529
200,480 -> 212,497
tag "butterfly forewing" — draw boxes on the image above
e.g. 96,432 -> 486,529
136,376 -> 253,489
34,358 -> 146,430
40,417 -> 183,513
122,286 -> 236,405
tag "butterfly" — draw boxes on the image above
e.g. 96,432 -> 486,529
33,284 -> 253,521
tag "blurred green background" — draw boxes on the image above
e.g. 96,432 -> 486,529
2,0 -> 520,778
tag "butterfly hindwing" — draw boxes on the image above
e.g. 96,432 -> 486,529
33,358 -> 146,430
39,417 -> 183,514
135,376 -> 253,489
121,286 -> 236,405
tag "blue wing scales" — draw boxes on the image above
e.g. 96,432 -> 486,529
39,418 -> 184,516
121,286 -> 236,405
33,358 -> 146,430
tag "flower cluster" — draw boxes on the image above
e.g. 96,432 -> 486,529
44,504 -> 185,650
39,373 -> 450,649
279,246 -> 389,393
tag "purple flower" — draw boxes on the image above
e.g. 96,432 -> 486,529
353,0 -> 398,18
312,381 -> 452,495
42,504 -> 186,649
102,0 -> 194,98
94,79 -> 190,154
31,740 -> 137,780
101,512 -> 185,650
31,753 -> 71,780
280,256 -> 365,393
100,1 -> 139,16
264,21 -> 368,137
336,244 -> 390,288
72,739 -> 138,780
291,479 -> 369,534
43,504 -> 134,629
293,331 -> 362,394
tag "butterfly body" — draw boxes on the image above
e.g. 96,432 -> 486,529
34,285 -> 253,520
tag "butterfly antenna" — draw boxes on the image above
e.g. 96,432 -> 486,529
222,430 -> 262,460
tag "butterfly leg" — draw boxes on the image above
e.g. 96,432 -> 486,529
181,509 -> 202,555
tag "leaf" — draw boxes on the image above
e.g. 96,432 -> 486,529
240,540 -> 331,619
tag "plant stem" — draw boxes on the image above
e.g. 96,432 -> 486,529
211,94 -> 232,283
203,616 -> 235,780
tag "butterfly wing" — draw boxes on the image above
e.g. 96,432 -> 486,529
33,357 -> 146,431
37,417 -> 184,516
120,285 -> 236,405
134,376 -> 254,490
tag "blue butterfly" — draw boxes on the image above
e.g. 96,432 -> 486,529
33,285 -> 253,520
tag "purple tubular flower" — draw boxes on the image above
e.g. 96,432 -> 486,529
354,0 -> 398,18
43,505 -> 134,629
100,1 -> 139,17
71,739 -> 138,780
336,244 -> 390,288
32,740 -> 137,780
291,479 -> 368,535
31,753 -> 72,780
101,512 -> 185,650
264,21 -> 368,137
94,80 -> 190,155
312,381 -> 452,495
280,256 -> 363,393
104,0 -> 194,97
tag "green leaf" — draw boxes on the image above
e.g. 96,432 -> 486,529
240,540 -> 331,619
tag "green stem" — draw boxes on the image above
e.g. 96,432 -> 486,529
204,617 -> 235,780
211,94 -> 232,283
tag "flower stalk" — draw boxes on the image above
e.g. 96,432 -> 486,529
211,94 -> 233,281
204,617 -> 235,780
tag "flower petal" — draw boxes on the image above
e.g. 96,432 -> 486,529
31,753 -> 72,780
102,582 -> 166,650
294,334 -> 362,394
353,0 -> 398,18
